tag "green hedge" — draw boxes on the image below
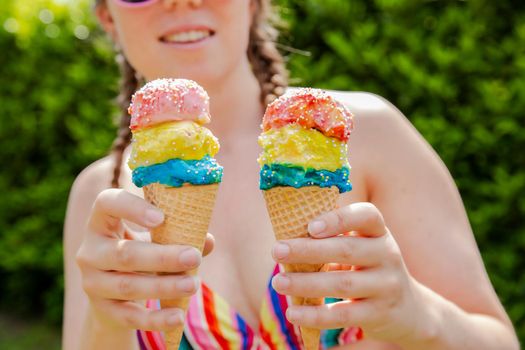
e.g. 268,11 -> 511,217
0,0 -> 523,342
0,0 -> 118,324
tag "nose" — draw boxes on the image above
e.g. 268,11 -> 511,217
162,0 -> 203,8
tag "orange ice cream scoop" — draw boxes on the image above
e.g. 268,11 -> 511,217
262,88 -> 354,142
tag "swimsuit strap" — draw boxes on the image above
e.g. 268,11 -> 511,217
137,264 -> 363,349
260,264 -> 364,349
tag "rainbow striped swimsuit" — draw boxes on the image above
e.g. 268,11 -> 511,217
138,264 -> 363,349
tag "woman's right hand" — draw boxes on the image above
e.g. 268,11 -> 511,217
76,188 -> 213,332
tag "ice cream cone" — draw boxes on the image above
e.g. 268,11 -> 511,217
264,185 -> 339,350
143,182 -> 219,350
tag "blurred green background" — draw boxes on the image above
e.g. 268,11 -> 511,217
0,0 -> 523,348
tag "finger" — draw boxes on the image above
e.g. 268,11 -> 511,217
286,299 -> 375,330
123,228 -> 213,255
308,202 -> 387,238
89,189 -> 164,236
203,233 -> 215,257
272,235 -> 387,266
83,235 -> 202,273
272,270 -> 381,299
84,270 -> 198,300
94,297 -> 185,331
122,220 -> 151,242
326,263 -> 354,271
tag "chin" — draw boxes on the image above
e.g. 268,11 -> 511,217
147,66 -> 225,90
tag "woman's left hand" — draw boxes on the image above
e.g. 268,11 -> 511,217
271,202 -> 433,344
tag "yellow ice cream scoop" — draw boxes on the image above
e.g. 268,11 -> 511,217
258,124 -> 348,171
128,121 -> 220,170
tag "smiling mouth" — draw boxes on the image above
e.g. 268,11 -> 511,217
160,29 -> 215,44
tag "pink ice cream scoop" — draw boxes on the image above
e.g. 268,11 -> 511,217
129,78 -> 211,130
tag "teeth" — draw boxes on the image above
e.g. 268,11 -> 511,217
164,30 -> 211,43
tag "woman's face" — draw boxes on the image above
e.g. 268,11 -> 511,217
98,0 -> 254,85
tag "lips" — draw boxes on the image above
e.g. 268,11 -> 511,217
160,28 -> 215,44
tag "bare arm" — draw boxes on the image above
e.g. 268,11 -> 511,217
350,95 -> 518,348
273,93 -> 519,349
62,158 -> 139,350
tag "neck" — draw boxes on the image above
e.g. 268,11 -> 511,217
204,58 -> 264,143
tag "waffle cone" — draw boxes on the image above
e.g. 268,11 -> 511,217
263,186 -> 339,350
143,182 -> 219,350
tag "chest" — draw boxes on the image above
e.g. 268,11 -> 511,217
198,149 -> 277,329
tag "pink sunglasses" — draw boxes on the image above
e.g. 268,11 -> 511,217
114,0 -> 159,7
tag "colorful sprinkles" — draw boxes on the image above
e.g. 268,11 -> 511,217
260,164 -> 352,193
129,78 -> 211,130
262,88 -> 354,142
132,156 -> 223,188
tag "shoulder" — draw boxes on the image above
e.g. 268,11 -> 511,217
326,90 -> 425,157
326,90 -> 413,138
67,155 -> 116,214
64,156 -> 116,259
287,87 -> 412,143
286,87 -> 403,121
319,90 -> 446,198
327,90 -> 399,118
72,156 -> 115,194
323,90 -> 423,161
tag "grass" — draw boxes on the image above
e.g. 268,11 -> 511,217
0,313 -> 61,350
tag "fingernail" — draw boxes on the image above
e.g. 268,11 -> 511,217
167,311 -> 184,326
272,274 -> 290,290
179,276 -> 197,293
179,248 -> 201,268
145,209 -> 164,226
308,220 -> 326,236
273,242 -> 290,260
286,308 -> 299,322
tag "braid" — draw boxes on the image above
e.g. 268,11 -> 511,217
109,55 -> 139,188
248,0 -> 289,106
94,0 -> 135,188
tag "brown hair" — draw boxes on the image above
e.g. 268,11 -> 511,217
98,0 -> 288,188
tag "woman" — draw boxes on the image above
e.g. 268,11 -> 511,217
62,0 -> 519,349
